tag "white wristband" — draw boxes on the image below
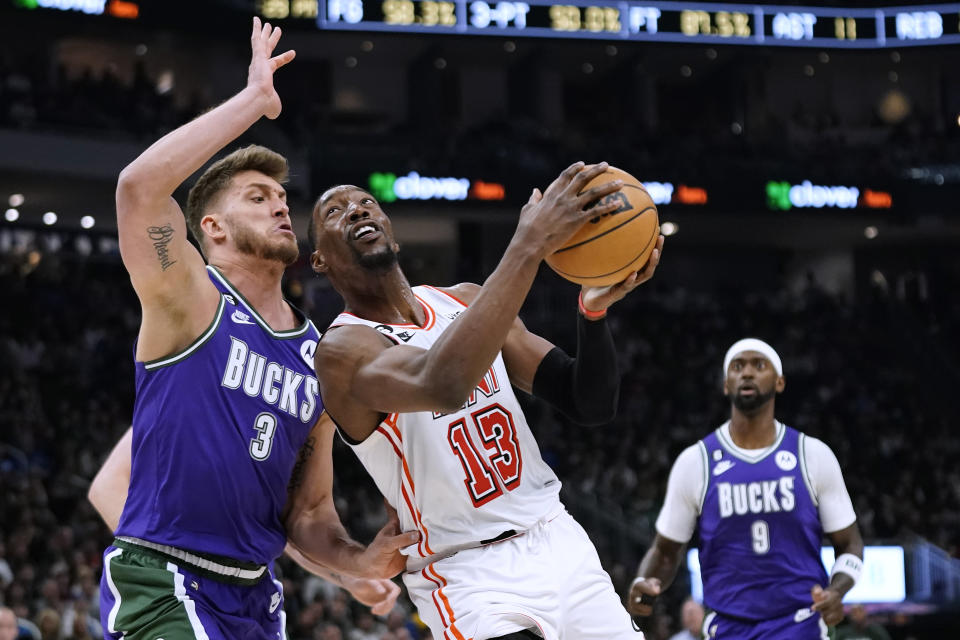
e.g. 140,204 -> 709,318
830,553 -> 863,585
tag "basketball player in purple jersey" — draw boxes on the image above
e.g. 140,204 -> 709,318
628,339 -> 864,639
306,180 -> 664,640
90,20 -> 417,639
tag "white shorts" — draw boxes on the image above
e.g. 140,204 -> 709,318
402,510 -> 641,640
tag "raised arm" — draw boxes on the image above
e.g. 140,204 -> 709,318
119,19 -> 295,361
316,163 -> 628,433
283,413 -> 419,579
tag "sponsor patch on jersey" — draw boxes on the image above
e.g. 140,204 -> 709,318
776,450 -> 798,471
300,339 -> 317,369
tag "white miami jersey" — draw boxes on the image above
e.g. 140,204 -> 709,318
328,285 -> 562,565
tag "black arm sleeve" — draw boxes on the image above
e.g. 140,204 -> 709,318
530,313 -> 619,426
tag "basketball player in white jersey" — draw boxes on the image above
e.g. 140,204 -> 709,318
308,166 -> 665,640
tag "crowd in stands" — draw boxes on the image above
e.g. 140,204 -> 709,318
2,45 -> 957,187
2,23 -> 958,640
1,242 -> 956,639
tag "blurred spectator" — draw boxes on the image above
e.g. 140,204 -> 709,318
33,609 -> 58,640
1,217 -> 959,638
0,607 -> 17,640
667,597 -> 704,640
837,605 -> 893,640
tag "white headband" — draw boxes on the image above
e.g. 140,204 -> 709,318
723,338 -> 783,377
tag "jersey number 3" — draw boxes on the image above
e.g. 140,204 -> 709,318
250,412 -> 278,461
447,404 -> 523,508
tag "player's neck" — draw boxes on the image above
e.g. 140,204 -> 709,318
342,267 -> 425,326
210,257 -> 294,330
728,406 -> 777,449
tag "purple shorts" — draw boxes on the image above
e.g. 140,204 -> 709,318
702,607 -> 829,640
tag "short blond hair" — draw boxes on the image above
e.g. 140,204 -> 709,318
185,145 -> 289,250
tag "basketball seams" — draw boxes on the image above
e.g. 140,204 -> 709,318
550,165 -> 659,286
549,212 -> 659,280
553,206 -> 657,253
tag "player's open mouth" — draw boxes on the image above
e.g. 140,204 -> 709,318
353,224 -> 380,242
738,384 -> 758,395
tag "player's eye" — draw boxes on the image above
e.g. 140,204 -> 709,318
252,196 -> 265,203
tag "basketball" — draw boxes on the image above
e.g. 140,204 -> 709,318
545,167 -> 659,287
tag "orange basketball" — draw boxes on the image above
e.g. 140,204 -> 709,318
545,166 -> 660,286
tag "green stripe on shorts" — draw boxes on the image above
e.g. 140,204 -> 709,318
105,546 -> 211,639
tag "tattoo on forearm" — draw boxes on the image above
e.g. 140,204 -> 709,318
147,225 -> 178,271
287,436 -> 316,494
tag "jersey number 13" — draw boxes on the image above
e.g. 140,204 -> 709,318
447,404 -> 524,508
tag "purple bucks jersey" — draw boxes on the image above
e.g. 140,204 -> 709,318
699,423 -> 827,620
115,266 -> 323,564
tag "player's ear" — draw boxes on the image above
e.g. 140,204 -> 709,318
310,249 -> 328,274
200,213 -> 226,243
722,374 -> 731,397
775,375 -> 786,393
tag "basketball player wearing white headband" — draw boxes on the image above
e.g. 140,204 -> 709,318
629,338 -> 864,639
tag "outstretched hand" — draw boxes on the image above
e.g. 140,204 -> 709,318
581,233 -> 665,312
248,17 -> 296,119
358,501 -> 420,579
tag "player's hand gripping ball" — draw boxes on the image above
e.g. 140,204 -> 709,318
545,166 -> 659,287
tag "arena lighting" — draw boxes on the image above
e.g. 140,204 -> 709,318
660,221 -> 678,236
862,189 -> 892,208
107,0 -> 138,19
675,184 -> 708,205
8,194 -> 24,207
642,182 -> 708,206
687,546 -> 906,604
766,180 -> 861,210
24,0 -> 107,15
4,209 -> 19,222
643,182 -> 674,205
395,171 -> 466,200
43,211 -> 58,225
80,215 -> 95,229
368,172 -> 505,203
469,181 -> 505,201
864,225 -> 879,239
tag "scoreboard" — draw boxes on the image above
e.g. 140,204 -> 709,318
314,0 -> 960,47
